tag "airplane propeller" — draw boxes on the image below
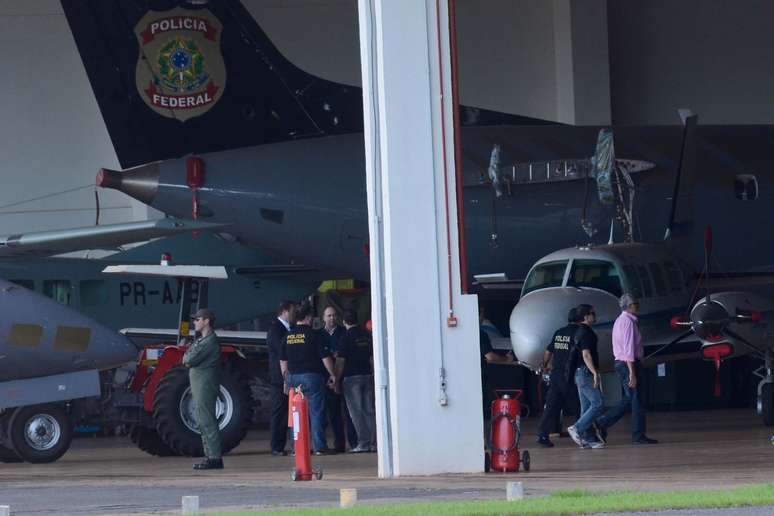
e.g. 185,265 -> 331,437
669,225 -> 763,396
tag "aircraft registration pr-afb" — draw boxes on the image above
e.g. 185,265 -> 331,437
63,1 -> 774,422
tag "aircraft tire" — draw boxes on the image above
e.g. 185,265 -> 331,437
129,425 -> 177,457
8,404 -> 73,463
762,383 -> 774,426
153,365 -> 253,457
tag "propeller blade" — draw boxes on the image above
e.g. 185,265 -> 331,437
645,330 -> 695,359
723,328 -> 765,357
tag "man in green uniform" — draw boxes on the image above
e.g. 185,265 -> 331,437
183,308 -> 223,470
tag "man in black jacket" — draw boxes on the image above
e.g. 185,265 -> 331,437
267,300 -> 297,456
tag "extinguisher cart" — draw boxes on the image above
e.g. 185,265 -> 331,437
486,389 -> 530,473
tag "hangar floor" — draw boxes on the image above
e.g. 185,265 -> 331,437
0,409 -> 772,515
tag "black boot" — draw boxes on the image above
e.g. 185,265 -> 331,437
193,458 -> 224,470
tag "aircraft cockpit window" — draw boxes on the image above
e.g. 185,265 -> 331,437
636,265 -> 653,297
648,263 -> 668,296
43,280 -> 73,307
622,265 -> 643,298
80,280 -> 108,307
663,262 -> 684,293
568,259 -> 623,297
10,279 -> 34,290
523,260 -> 568,295
734,174 -> 758,201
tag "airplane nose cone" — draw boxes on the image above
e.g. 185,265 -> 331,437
96,163 -> 160,205
510,289 -> 580,370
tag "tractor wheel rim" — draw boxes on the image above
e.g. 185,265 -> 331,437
24,414 -> 61,451
179,386 -> 235,433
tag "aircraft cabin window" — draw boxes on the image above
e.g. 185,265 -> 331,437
10,279 -> 34,290
648,263 -> 668,296
636,265 -> 653,297
621,265 -> 643,298
568,259 -> 623,297
43,280 -> 73,307
523,260 -> 568,295
734,174 -> 758,201
80,280 -> 108,307
662,262 -> 684,293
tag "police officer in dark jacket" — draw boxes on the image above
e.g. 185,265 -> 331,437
536,307 -> 582,447
266,300 -> 296,456
280,304 -> 337,454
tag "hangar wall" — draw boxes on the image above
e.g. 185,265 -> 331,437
248,0 -> 611,124
608,0 -> 774,125
0,1 -> 155,235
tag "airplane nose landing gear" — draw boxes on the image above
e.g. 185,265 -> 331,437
756,349 -> 774,426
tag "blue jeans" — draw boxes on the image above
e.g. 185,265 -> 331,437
287,372 -> 328,451
597,361 -> 646,440
574,368 -> 603,437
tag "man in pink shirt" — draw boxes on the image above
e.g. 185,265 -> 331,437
596,293 -> 658,444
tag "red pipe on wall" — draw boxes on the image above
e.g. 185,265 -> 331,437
447,0 -> 469,295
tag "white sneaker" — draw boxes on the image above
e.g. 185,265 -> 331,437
350,445 -> 369,453
588,440 -> 605,449
567,425 -> 582,446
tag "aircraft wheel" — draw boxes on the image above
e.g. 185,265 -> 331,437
8,404 -> 73,463
153,365 -> 253,456
129,425 -> 177,457
521,450 -> 531,472
762,383 -> 774,426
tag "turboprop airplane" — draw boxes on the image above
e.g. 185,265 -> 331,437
507,114 -> 774,425
0,231 -> 318,332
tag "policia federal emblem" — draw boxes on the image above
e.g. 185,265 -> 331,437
134,7 -> 226,121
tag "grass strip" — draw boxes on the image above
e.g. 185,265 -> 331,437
213,482 -> 774,515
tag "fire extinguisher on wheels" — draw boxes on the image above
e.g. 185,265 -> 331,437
288,387 -> 323,481
487,389 -> 530,473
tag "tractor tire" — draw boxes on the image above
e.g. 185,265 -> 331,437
762,383 -> 774,426
129,425 -> 177,457
152,365 -> 253,457
8,404 -> 73,463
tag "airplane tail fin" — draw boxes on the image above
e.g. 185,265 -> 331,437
61,0 -> 363,168
664,110 -> 698,240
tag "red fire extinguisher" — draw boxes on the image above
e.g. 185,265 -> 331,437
490,389 -> 530,473
287,387 -> 323,481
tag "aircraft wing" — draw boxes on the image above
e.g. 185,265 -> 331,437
0,219 -> 221,258
703,272 -> 774,289
120,328 -> 267,349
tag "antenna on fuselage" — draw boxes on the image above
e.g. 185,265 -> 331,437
608,219 -> 615,245
664,109 -> 698,240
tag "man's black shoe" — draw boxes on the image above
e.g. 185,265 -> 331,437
333,445 -> 346,453
312,448 -> 332,456
193,458 -> 224,470
271,450 -> 287,456
537,436 -> 554,448
632,436 -> 658,445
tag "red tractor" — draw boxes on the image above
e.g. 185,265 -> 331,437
94,266 -> 256,458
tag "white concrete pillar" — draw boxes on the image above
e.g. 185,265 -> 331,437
553,0 -> 611,125
358,0 -> 483,476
